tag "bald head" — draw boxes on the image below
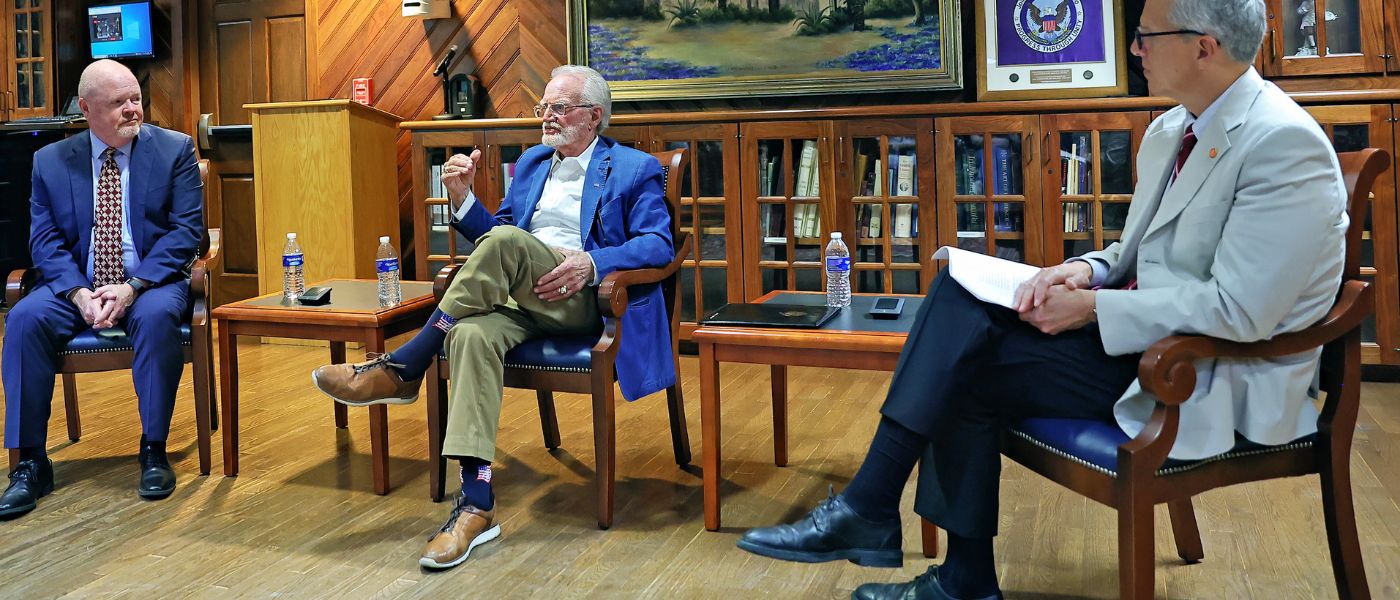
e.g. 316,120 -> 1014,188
77,60 -> 143,147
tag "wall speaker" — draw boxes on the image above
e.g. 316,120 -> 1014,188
402,0 -> 450,19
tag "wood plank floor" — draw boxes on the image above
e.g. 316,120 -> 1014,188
0,332 -> 1398,599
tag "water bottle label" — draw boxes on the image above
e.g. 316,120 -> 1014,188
376,258 -> 399,273
826,256 -> 850,272
283,253 -> 304,268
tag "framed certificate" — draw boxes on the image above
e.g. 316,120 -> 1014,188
975,0 -> 1128,101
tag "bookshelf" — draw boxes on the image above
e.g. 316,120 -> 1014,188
935,115 -> 1045,267
837,119 -> 936,295
1040,112 -> 1152,264
741,121 -> 833,297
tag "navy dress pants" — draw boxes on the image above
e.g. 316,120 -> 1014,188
878,269 -> 1140,538
3,282 -> 189,449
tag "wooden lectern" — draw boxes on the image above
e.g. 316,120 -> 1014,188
245,100 -> 401,296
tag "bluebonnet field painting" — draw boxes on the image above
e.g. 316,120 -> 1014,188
580,0 -> 950,91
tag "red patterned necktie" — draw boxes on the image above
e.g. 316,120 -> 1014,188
1172,126 -> 1198,183
92,146 -> 125,287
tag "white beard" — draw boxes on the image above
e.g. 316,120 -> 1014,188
116,122 -> 141,138
542,122 -> 586,149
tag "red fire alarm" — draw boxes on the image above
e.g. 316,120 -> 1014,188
352,78 -> 374,106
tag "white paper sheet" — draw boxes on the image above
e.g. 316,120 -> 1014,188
932,246 -> 1041,309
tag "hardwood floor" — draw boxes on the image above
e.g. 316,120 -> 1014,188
0,332 -> 1398,599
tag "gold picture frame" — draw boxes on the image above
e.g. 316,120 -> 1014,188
975,0 -> 1128,101
567,0 -> 964,101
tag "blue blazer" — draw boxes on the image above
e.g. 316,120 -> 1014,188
29,124 -> 204,298
453,136 -> 675,401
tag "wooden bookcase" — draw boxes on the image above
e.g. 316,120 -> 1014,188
1260,0 -> 1389,77
404,92 -> 1400,364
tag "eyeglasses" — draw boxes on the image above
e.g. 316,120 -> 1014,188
1133,28 -> 1207,49
533,102 -> 595,118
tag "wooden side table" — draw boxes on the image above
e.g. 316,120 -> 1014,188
213,279 -> 436,494
693,291 -> 939,556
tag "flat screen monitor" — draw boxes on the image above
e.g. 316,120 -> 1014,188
89,2 -> 154,60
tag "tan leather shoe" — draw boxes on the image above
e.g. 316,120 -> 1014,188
311,353 -> 422,406
419,500 -> 500,570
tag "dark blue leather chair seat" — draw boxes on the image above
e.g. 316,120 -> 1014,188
439,335 -> 599,373
59,324 -> 193,355
1010,417 -> 1317,477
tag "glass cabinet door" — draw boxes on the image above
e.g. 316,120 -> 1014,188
648,124 -> 743,338
936,116 -> 1044,266
411,130 -> 499,279
741,121 -> 833,297
8,0 -> 52,119
837,119 -> 935,295
1304,104 -> 1400,365
1263,0 -> 1386,76
1040,112 -> 1151,265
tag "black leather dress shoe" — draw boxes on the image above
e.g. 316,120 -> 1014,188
138,437 -> 176,499
0,457 -> 55,519
853,566 -> 1003,600
736,488 -> 902,567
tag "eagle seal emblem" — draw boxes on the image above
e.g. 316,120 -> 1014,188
1014,0 -> 1085,53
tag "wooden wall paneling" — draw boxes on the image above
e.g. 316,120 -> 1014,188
266,16 -> 308,102
216,169 -> 261,305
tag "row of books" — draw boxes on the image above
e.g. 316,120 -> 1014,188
853,153 -> 918,197
1064,203 -> 1093,233
855,204 -> 919,239
956,202 -> 1024,234
758,203 -> 824,242
1061,132 -> 1093,195
757,141 -> 824,197
953,136 -> 1022,196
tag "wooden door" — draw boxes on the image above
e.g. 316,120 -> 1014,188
934,115 -> 1045,267
1304,104 -> 1400,365
740,120 -> 836,298
6,0 -> 54,120
198,0 -> 308,305
1261,0 -> 1387,76
1039,111 -> 1152,265
647,123 -> 743,339
834,118 -> 937,295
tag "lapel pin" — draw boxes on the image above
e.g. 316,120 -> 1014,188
1209,148 -> 1217,158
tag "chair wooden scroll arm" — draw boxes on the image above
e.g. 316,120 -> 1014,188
6,268 -> 39,306
1121,279 -> 1373,469
595,234 -> 692,319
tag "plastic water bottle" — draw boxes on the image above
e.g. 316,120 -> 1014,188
825,232 -> 851,308
376,236 -> 402,307
282,232 -> 304,300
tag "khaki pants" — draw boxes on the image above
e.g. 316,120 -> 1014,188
439,226 -> 601,460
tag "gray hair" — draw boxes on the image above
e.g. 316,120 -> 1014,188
1169,0 -> 1266,63
551,65 -> 612,132
77,59 -> 136,101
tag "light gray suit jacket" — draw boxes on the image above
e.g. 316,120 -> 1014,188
1082,69 -> 1347,460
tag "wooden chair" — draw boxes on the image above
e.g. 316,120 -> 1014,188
5,160 -> 222,476
425,148 -> 693,529
915,149 -> 1384,598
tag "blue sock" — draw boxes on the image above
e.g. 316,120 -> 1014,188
458,457 -> 495,510
941,533 -> 999,598
18,447 -> 45,462
842,416 -> 926,522
388,309 -> 456,381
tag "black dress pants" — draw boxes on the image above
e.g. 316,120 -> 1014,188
879,269 -> 1140,538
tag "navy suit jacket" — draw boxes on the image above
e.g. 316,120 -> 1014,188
453,136 -> 675,401
29,124 -> 204,298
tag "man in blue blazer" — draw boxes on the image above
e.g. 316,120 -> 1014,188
1,60 -> 203,519
312,65 -> 673,569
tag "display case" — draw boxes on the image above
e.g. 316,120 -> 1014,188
740,121 -> 834,297
1039,112 -> 1152,264
1261,0 -> 1388,76
836,119 -> 936,294
935,115 -> 1045,267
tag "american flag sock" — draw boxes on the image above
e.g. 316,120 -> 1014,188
386,310 -> 457,381
458,456 -> 495,510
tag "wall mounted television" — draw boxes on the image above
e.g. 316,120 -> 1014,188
89,2 -> 155,60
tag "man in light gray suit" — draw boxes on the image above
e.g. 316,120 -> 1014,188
735,0 -> 1347,598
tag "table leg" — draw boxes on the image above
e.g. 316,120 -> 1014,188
367,332 -> 390,495
771,364 -> 787,467
330,342 -> 348,428
700,340 -> 722,531
218,325 -> 240,476
921,518 -> 941,558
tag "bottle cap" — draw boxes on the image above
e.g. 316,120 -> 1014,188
831,232 -> 842,239
379,236 -> 390,244
287,232 -> 297,239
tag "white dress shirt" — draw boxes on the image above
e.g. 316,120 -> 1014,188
86,131 -> 139,281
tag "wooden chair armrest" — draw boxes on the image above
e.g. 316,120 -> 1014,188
433,263 -> 466,301
189,229 -> 222,302
1117,279 -> 1372,472
6,268 -> 39,307
1138,279 -> 1372,406
596,234 -> 691,319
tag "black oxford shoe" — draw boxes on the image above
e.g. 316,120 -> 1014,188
737,488 -> 903,568
138,437 -> 176,499
852,566 -> 1003,600
0,457 -> 55,519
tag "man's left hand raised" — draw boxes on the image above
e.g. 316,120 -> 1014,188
535,248 -> 594,302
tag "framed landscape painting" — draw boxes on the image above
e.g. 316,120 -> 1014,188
567,0 -> 963,101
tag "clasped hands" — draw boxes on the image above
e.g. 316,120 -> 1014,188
71,283 -> 138,330
1012,262 -> 1097,335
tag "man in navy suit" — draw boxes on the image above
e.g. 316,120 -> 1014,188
0,60 -> 203,519
311,65 -> 674,569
